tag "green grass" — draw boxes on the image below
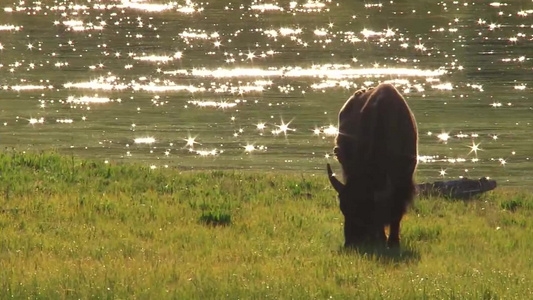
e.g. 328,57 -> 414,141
1,152 -> 532,299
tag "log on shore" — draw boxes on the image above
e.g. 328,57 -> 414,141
417,177 -> 497,199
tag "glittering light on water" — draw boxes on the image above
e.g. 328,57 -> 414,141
469,84 -> 484,91
133,53 -> 182,63
245,51 -> 256,61
468,141 -> 482,156
56,119 -> 74,124
193,149 -> 220,156
488,23 -> 501,30
179,30 -> 219,40
254,80 -> 273,87
191,68 -> 283,78
244,144 -> 256,152
176,6 -> 197,14
365,3 -> 383,8
135,83 -> 205,93
184,136 -> 200,148
437,132 -> 450,142
251,4 -> 282,11
279,27 -> 302,36
163,69 -> 189,76
432,83 -> 453,90
3,0 -> 529,180
314,28 -> 328,36
121,0 -> 176,12
48,4 -> 91,11
0,24 -> 21,31
29,117 -> 44,125
11,85 -> 48,91
190,66 -> 445,79
303,2 -> 327,9
134,137 -> 156,144
273,119 -> 295,136
517,10 -> 533,17
62,20 -> 104,31
312,79 -> 354,90
360,28 -> 395,38
501,56 -> 526,63
176,1 -> 203,14
322,125 -> 339,136
66,96 -> 111,104
188,100 -> 237,109
284,66 -> 446,79
418,155 -> 438,163
64,76 -> 128,90
489,2 -> 507,7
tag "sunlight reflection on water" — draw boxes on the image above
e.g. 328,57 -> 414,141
0,0 -> 532,185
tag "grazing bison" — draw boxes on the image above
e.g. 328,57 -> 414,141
327,83 -> 418,248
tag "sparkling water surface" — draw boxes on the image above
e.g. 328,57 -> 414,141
0,0 -> 532,186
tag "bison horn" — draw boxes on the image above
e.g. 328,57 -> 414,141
327,163 -> 344,193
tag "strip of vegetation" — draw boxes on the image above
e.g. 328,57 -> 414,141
0,151 -> 532,299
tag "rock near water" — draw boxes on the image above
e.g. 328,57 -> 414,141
417,177 -> 497,199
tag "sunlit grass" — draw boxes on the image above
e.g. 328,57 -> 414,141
0,151 -> 532,298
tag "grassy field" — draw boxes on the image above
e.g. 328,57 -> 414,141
1,152 -> 532,299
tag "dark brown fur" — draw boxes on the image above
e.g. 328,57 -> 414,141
328,83 -> 418,248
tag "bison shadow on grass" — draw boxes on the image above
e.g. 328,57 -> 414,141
339,243 -> 421,264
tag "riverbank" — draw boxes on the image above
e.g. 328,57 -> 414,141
1,152 -> 531,299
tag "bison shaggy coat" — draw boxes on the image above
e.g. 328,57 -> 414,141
327,83 -> 418,248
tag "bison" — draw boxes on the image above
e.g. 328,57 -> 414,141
327,83 -> 418,248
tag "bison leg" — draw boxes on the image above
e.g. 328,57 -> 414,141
377,227 -> 387,245
343,218 -> 365,247
387,219 -> 401,248
387,184 -> 415,248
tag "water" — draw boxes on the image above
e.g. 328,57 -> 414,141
0,0 -> 532,187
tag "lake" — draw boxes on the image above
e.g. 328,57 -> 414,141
0,0 -> 531,187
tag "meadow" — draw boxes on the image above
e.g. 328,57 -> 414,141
1,151 -> 532,299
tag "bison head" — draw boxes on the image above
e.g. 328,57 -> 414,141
327,163 -> 390,247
